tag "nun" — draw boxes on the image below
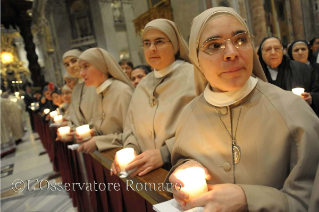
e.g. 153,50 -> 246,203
111,19 -> 196,177
167,7 -> 319,212
63,72 -> 78,90
76,48 -> 134,153
58,49 -> 98,141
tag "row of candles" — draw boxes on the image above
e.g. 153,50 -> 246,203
44,87 -> 307,200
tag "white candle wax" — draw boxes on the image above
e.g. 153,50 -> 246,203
15,92 -> 19,97
116,148 -> 136,172
0,90 -> 2,94
54,115 -> 63,125
174,167 -> 208,200
44,108 -> 50,114
292,88 -> 305,96
76,124 -> 91,141
21,96 -> 25,99
50,111 -> 58,118
58,126 -> 70,140
31,106 -> 35,110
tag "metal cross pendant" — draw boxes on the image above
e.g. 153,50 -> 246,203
232,144 -> 241,165
149,96 -> 157,107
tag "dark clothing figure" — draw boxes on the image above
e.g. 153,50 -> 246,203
258,37 -> 319,116
24,92 -> 35,130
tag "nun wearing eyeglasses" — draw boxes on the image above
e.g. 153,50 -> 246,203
111,19 -> 196,177
167,7 -> 319,212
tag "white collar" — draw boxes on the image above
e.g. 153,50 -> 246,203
79,78 -> 84,83
204,76 -> 258,107
96,78 -> 113,94
154,60 -> 184,78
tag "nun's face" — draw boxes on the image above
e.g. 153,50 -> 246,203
261,38 -> 283,68
198,15 -> 253,92
292,43 -> 308,64
79,60 -> 107,87
63,56 -> 81,78
65,78 -> 77,90
311,38 -> 319,52
143,29 -> 175,70
62,89 -> 72,104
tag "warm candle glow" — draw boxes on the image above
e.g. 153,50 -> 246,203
0,90 -> 2,95
174,167 -> 208,200
12,81 -> 15,84
15,92 -> 19,97
50,111 -> 58,118
76,124 -> 91,141
43,108 -> 50,114
31,106 -> 35,110
58,126 -> 70,140
1,52 -> 14,64
292,88 -> 305,96
21,96 -> 25,99
54,115 -> 63,124
116,148 -> 136,172
11,98 -> 17,102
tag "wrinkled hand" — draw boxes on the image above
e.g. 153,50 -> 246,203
110,154 -> 121,176
301,92 -> 312,105
77,137 -> 97,154
75,129 -> 95,143
56,129 -> 74,142
126,149 -> 163,177
169,160 -> 211,204
180,184 -> 247,212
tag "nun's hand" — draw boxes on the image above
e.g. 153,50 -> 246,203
126,149 -> 163,177
180,184 -> 247,212
77,137 -> 97,154
75,129 -> 95,143
110,155 -> 121,176
301,92 -> 312,105
56,129 -> 74,142
169,160 -> 211,206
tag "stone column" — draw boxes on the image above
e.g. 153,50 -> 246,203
248,0 -> 268,47
289,0 -> 305,40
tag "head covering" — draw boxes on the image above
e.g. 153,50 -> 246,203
287,40 -> 310,61
257,36 -> 291,88
78,48 -> 134,89
62,84 -> 72,92
63,72 -> 78,82
189,7 -> 267,95
133,65 -> 152,74
143,19 -> 190,63
62,49 -> 82,60
51,89 -> 61,96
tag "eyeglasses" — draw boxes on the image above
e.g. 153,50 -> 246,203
198,31 -> 253,55
263,46 -> 283,54
141,39 -> 171,49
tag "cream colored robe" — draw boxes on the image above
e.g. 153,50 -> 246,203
69,82 -> 98,128
123,62 -> 196,164
169,79 -> 319,211
93,79 -> 133,151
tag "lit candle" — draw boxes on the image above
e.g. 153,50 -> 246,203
76,124 -> 92,141
50,111 -> 58,118
21,96 -> 25,99
31,106 -> 35,110
0,90 -> 2,95
174,167 -> 208,200
292,88 -> 305,96
116,148 -> 136,172
11,98 -> 17,102
54,115 -> 63,125
43,108 -> 50,114
15,92 -> 19,97
58,126 -> 70,140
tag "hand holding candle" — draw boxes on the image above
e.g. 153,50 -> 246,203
44,108 -> 50,114
292,88 -> 305,96
58,126 -> 70,140
54,115 -> 63,125
116,148 -> 136,173
76,125 -> 92,141
50,110 -> 58,118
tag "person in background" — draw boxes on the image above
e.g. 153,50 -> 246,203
168,7 -> 319,211
130,65 -> 152,87
309,37 -> 319,66
63,72 -> 78,90
257,37 -> 319,116
111,18 -> 196,177
60,85 -> 72,126
288,40 -> 319,73
34,91 -> 42,101
76,48 -> 134,153
119,59 -> 134,78
24,86 -> 35,131
51,90 -> 63,107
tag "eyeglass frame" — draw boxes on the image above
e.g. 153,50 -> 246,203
198,31 -> 254,55
141,39 -> 172,49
